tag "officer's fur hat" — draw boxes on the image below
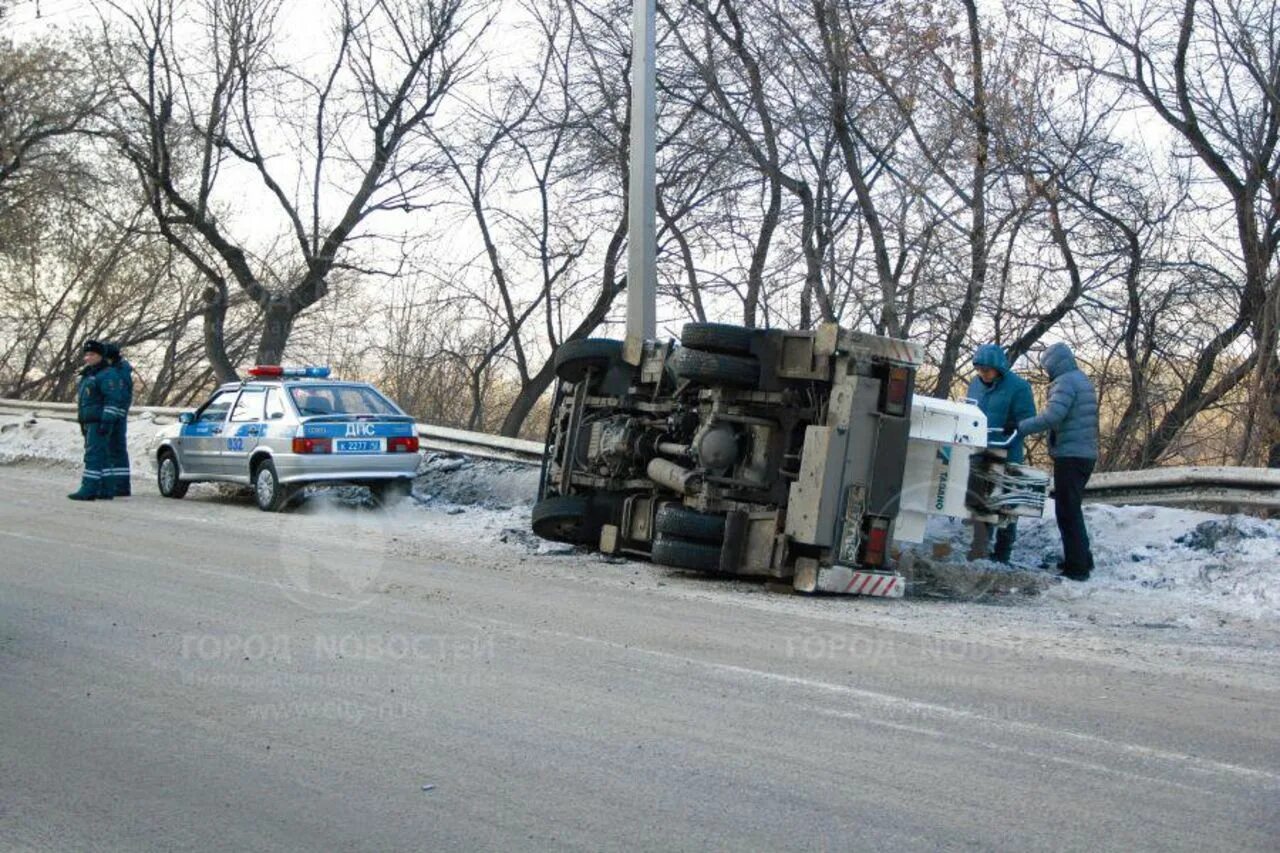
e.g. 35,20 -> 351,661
103,343 -> 122,362
82,340 -> 106,356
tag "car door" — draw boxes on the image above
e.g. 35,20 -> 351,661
259,386 -> 294,456
182,388 -> 239,477
224,386 -> 268,479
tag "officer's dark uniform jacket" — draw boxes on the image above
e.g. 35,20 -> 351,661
77,362 -> 116,425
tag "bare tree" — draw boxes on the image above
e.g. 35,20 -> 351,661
1045,0 -> 1280,465
0,36 -> 103,250
96,0 -> 486,380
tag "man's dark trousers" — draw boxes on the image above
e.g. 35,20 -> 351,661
107,420 -> 131,496
1054,456 -> 1095,575
992,521 -> 1017,563
76,425 -> 111,498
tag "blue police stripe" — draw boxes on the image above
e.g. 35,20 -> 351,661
301,421 -> 414,438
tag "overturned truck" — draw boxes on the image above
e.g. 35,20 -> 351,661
532,322 -> 1049,597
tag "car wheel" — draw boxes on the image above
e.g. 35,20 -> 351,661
373,479 -> 414,508
553,338 -> 624,385
531,494 -> 597,545
680,322 -> 759,355
157,451 -> 189,499
253,460 -> 290,512
654,504 -> 725,543
651,534 -> 723,572
672,348 -> 759,387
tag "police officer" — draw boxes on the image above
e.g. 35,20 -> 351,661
70,340 -> 124,501
966,344 -> 1037,563
103,343 -> 134,497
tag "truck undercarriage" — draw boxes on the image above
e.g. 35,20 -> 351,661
533,322 -> 1049,596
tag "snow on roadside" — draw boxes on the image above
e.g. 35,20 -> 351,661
925,504 -> 1280,623
0,411 -> 163,472
3,412 -> 1276,625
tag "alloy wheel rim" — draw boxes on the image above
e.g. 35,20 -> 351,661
256,469 -> 274,506
161,458 -> 176,491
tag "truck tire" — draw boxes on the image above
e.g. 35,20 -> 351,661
680,322 -> 758,355
655,504 -> 725,543
531,494 -> 596,544
554,338 -> 624,385
673,348 -> 759,388
651,534 -> 723,571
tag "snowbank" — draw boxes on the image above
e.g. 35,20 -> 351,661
923,505 -> 1280,622
2,411 -> 1275,623
0,411 -> 162,472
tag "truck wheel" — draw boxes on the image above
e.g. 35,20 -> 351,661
531,494 -> 596,544
156,450 -> 188,499
673,348 -> 759,387
554,338 -> 624,384
680,322 -> 758,355
655,504 -> 725,543
253,460 -> 290,512
651,534 -> 723,571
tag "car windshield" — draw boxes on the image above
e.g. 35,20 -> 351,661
288,384 -> 400,416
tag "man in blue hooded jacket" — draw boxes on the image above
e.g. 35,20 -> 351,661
103,343 -> 134,497
966,344 -> 1037,563
1018,342 -> 1099,580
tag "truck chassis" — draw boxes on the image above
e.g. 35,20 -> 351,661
533,322 -> 1048,596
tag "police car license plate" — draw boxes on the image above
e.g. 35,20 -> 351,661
335,439 -> 384,454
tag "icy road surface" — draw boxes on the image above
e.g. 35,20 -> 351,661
0,463 -> 1277,851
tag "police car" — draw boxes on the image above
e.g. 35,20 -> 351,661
150,366 -> 421,511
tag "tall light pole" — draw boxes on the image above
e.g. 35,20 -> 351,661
623,0 -> 657,366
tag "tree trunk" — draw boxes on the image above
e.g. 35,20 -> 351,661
203,287 -> 240,383
499,276 -> 626,437
255,299 -> 295,366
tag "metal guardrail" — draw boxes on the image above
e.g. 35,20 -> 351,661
4,398 -> 1278,507
1083,466 -> 1280,509
0,398 -> 544,466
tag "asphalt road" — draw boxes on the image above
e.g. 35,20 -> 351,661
1,466 -> 1277,851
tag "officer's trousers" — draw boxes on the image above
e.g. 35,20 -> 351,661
76,425 -> 111,497
107,420 -> 131,496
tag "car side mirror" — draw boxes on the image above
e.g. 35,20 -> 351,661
179,412 -> 195,425
268,412 -> 284,420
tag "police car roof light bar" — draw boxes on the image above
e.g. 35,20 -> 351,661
247,365 -> 331,378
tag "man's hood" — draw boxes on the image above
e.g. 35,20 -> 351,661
972,343 -> 1010,376
1041,342 -> 1078,379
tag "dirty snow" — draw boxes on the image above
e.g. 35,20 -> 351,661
922,505 -> 1280,624
3,411 -> 1277,646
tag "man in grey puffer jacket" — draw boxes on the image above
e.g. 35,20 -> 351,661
1017,342 -> 1099,580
